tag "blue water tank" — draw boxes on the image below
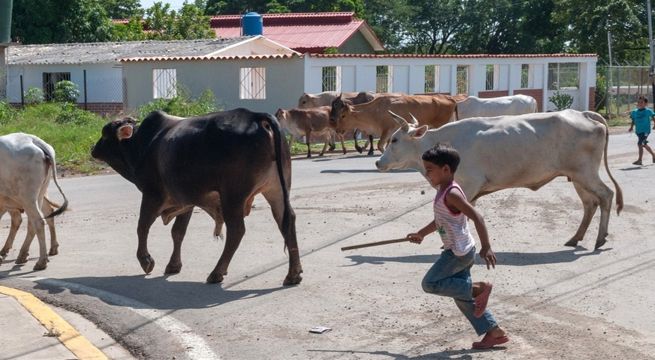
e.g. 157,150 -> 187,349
242,12 -> 263,36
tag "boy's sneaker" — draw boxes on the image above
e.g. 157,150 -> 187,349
633,160 -> 643,165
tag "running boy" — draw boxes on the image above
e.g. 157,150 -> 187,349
629,95 -> 655,165
406,144 -> 508,349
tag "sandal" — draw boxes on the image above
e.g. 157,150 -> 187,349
474,282 -> 492,318
472,333 -> 509,349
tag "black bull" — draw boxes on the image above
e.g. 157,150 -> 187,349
91,109 -> 303,285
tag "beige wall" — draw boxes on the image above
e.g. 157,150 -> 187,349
338,32 -> 376,54
123,56 -> 304,114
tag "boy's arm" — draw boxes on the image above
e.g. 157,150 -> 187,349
407,221 -> 437,244
629,112 -> 634,132
446,191 -> 496,269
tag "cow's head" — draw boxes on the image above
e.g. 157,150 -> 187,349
91,116 -> 137,177
375,111 -> 429,173
329,94 -> 352,129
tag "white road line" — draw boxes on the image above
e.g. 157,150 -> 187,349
30,277 -> 220,360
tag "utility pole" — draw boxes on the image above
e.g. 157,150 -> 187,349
647,0 -> 655,110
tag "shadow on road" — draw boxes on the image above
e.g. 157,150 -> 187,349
30,274 -> 289,310
342,248 -> 611,267
322,169 -> 415,174
307,347 -> 506,359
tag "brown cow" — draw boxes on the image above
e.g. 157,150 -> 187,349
276,106 -> 344,158
330,94 -> 457,153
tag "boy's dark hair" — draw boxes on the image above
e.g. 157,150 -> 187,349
422,144 -> 460,172
638,95 -> 648,103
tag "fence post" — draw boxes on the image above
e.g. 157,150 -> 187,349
83,69 -> 87,110
606,66 -> 611,118
19,74 -> 23,107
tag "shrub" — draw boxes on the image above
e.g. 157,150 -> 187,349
53,80 -> 80,103
549,91 -> 574,111
24,87 -> 44,104
54,103 -> 97,125
136,87 -> 219,119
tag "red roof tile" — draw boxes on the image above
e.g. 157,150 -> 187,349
211,12 -> 383,53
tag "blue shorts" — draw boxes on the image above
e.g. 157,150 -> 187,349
637,133 -> 650,146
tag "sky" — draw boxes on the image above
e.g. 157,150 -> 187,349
139,0 -> 187,10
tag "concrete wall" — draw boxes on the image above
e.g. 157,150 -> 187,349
338,32 -> 375,54
122,56 -> 304,114
7,63 -> 123,103
304,55 -> 597,111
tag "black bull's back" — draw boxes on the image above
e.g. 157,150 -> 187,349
91,108 -> 302,285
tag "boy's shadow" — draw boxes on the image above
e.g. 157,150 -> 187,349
343,247 -> 609,267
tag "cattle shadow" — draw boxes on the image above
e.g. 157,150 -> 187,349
307,347 -> 505,359
343,248 -> 610,267
322,169 -> 415,174
618,165 -> 651,171
30,274 -> 289,310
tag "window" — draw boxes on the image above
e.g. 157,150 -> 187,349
456,65 -> 469,94
42,72 -> 71,101
240,67 -> 266,99
548,63 -> 579,90
520,64 -> 531,88
322,66 -> 341,92
485,65 -> 495,91
153,68 -> 177,99
376,65 -> 392,93
424,65 -> 440,93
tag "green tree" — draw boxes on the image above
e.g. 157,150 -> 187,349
174,3 -> 216,39
100,0 -> 143,19
402,0 -> 465,54
12,0 -> 113,43
111,17 -> 147,41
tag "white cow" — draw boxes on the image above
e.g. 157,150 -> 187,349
376,110 -> 623,250
0,133 -> 68,269
0,197 -> 60,262
454,95 -> 538,120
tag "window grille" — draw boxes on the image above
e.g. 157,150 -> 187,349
424,65 -> 440,93
485,65 -> 495,91
240,67 -> 266,99
376,65 -> 392,93
42,72 -> 71,101
322,66 -> 341,92
153,68 -> 177,99
456,65 -> 469,94
520,64 -> 531,88
548,63 -> 579,90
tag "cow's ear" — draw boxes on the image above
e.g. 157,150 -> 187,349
412,125 -> 429,138
117,124 -> 134,140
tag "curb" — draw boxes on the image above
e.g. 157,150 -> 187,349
0,285 -> 108,360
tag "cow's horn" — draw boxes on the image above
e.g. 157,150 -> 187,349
388,110 -> 410,131
408,113 -> 419,125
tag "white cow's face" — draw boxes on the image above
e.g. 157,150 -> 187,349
375,124 -> 429,172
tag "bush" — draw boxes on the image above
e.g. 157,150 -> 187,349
54,103 -> 97,125
136,88 -> 219,119
53,80 -> 80,103
24,87 -> 44,104
549,91 -> 574,111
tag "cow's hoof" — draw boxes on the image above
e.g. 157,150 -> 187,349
367,151 -> 375,156
564,239 -> 579,247
594,239 -> 607,250
283,271 -> 303,286
0,248 -> 8,257
355,146 -> 363,154
15,253 -> 28,264
318,153 -> 325,157
33,259 -> 47,271
138,255 -> 155,274
49,247 -> 58,256
206,272 -> 224,284
165,262 -> 182,274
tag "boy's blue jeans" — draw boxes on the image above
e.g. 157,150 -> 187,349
421,247 -> 498,335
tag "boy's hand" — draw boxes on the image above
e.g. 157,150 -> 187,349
479,247 -> 496,269
406,233 -> 424,244
628,126 -> 633,132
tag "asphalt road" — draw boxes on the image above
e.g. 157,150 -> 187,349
1,128 -> 654,359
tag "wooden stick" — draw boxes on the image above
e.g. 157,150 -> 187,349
341,238 -> 410,251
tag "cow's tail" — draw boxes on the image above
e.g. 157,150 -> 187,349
584,111 -> 623,215
269,114 -> 293,239
32,138 -> 69,218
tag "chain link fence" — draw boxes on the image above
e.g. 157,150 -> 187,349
597,62 -> 654,118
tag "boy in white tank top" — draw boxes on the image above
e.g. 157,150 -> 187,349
406,144 -> 508,349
